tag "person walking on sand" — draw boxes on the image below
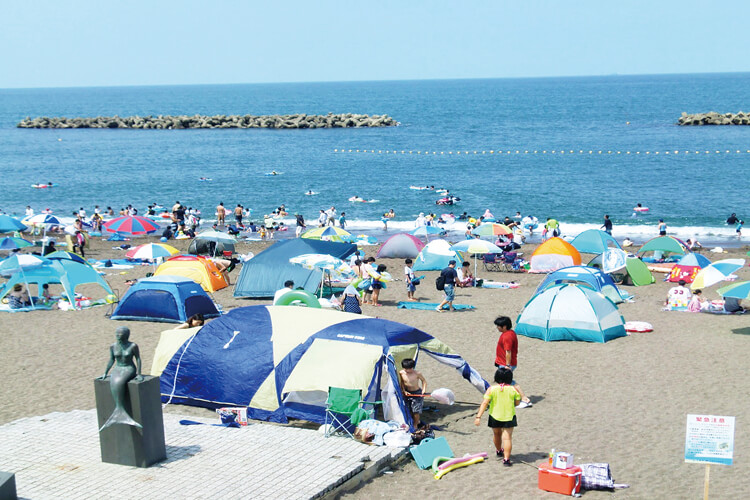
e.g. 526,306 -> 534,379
216,202 -> 226,226
494,316 -> 532,408
475,367 -> 520,467
404,258 -> 418,301
436,260 -> 457,312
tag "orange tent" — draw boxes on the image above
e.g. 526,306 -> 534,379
154,255 -> 228,292
529,237 -> 582,273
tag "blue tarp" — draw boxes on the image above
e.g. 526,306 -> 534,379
233,239 -> 357,298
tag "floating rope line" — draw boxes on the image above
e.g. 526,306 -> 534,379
334,149 -> 750,155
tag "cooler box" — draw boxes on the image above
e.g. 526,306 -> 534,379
538,463 -> 582,496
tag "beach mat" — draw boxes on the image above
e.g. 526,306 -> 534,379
397,302 -> 475,311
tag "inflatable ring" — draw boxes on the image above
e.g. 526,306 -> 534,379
624,321 -> 653,333
469,218 -> 477,224
633,207 -> 649,212
275,290 -> 321,308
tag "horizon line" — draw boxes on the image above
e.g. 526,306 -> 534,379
2,70 -> 749,91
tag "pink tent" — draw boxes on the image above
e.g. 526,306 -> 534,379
376,233 -> 425,259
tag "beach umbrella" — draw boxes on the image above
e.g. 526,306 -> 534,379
0,237 -> 33,251
451,239 -> 504,277
103,215 -> 160,235
195,230 -> 238,244
471,223 -> 513,237
45,250 -> 89,265
301,226 -> 352,242
691,259 -> 745,290
0,215 -> 27,233
289,253 -> 356,297
126,243 -> 180,270
716,281 -> 750,300
23,214 -> 62,253
126,242 -> 179,260
0,254 -> 49,276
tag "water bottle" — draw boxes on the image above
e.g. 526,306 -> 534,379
549,448 -> 555,466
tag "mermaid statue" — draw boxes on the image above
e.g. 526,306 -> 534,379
98,326 -> 143,431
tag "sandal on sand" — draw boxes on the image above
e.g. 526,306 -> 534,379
496,448 -> 504,458
503,459 -> 513,467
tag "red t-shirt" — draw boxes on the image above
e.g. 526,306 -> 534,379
495,329 -> 518,367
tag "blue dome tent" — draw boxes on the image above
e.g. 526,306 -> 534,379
535,266 -> 628,303
111,275 -> 220,323
570,229 -> 621,254
516,284 -> 627,343
152,306 -> 488,430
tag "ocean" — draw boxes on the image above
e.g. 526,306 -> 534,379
1,74 -> 749,245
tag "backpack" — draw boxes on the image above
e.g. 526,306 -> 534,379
435,274 -> 445,291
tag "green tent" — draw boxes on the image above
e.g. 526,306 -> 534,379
624,257 -> 654,286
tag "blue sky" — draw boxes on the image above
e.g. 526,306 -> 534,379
2,1 -> 749,88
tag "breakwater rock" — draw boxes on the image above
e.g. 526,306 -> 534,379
678,111 -> 750,126
16,113 -> 398,129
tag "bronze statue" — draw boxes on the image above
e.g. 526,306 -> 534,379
98,326 -> 143,430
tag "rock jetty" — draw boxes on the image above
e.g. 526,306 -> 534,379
678,111 -> 750,125
16,113 -> 398,129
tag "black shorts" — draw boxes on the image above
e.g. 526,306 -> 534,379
371,281 -> 383,290
488,415 -> 517,428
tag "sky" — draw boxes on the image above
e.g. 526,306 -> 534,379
2,1 -> 749,88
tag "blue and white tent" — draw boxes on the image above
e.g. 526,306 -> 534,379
152,306 -> 487,430
111,275 -> 220,323
535,266 -> 628,304
516,284 -> 627,343
413,239 -> 463,271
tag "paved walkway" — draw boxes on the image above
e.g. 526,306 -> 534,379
0,410 -> 405,499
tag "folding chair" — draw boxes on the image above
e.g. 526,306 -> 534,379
483,252 -> 501,272
324,387 -> 380,438
502,252 -> 524,272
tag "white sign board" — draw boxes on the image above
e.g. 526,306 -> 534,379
685,414 -> 735,465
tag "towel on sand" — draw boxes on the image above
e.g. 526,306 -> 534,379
397,302 -> 475,311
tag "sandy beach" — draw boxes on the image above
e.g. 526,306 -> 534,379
1,234 -> 748,499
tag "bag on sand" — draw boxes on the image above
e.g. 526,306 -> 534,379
435,275 -> 445,291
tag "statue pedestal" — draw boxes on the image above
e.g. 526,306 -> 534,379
0,471 -> 16,500
94,376 -> 166,467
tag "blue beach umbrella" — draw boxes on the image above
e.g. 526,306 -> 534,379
0,215 -> 28,233
717,281 -> 750,300
45,250 -> 89,265
0,237 -> 33,251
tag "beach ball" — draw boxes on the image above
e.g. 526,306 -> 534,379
160,237 -> 168,242
105,294 -> 118,304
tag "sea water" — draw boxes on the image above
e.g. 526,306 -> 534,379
0,74 -> 748,244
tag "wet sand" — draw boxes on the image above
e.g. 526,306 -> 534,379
1,235 -> 748,499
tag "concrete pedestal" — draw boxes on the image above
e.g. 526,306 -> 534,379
0,471 -> 17,500
94,375 -> 166,467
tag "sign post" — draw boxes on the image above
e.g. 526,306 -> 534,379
685,414 -> 735,500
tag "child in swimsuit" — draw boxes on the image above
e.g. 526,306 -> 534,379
399,358 -> 427,428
